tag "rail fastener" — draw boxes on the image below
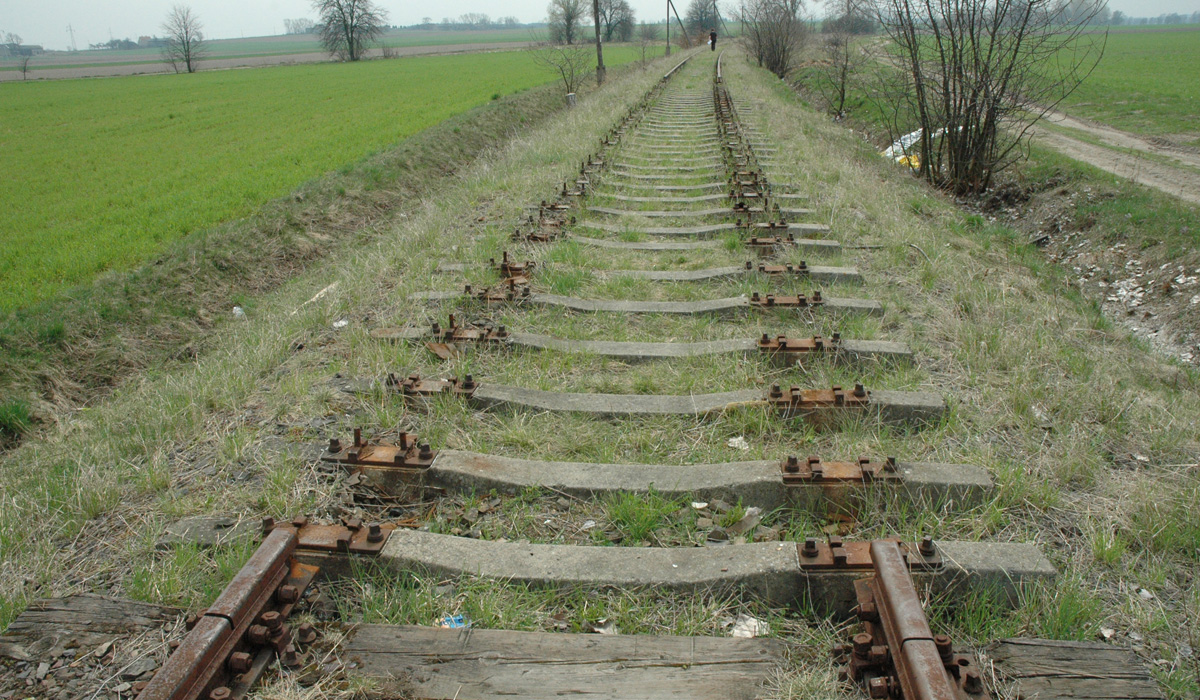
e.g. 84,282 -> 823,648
835,539 -> 992,699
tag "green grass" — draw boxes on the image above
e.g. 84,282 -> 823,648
0,28 -> 548,71
0,400 -> 32,442
1059,28 -> 1200,141
0,46 -> 658,311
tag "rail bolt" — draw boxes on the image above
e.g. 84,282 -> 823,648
867,676 -> 890,699
247,624 -> 271,646
296,622 -> 319,645
367,523 -> 384,543
934,634 -> 953,660
228,651 -> 253,674
209,688 -> 233,700
919,536 -> 936,557
419,443 -> 434,460
801,538 -> 819,558
277,585 -> 300,605
852,633 -> 872,659
784,456 -> 799,473
964,669 -> 984,694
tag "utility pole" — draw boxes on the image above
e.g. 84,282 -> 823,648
665,0 -> 671,56
593,0 -> 605,85
66,24 -> 77,51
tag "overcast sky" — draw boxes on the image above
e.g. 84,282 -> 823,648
4,0 -> 1198,51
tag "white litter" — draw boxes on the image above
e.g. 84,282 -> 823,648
232,306 -> 246,319
332,319 -> 349,329
727,436 -> 750,451
730,614 -> 769,638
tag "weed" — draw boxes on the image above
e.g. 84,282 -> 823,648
604,488 -> 686,544
0,400 -> 32,441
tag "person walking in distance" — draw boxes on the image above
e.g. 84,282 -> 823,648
709,29 -> 717,51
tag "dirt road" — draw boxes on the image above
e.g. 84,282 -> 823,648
1032,109 -> 1200,206
0,42 -> 535,82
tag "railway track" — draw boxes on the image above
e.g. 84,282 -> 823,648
124,52 -> 1060,700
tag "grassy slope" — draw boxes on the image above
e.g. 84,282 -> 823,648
0,47 -> 653,311
730,56 -> 1200,698
1058,28 -> 1200,142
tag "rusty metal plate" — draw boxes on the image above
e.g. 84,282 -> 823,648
757,333 -> 840,357
464,280 -> 530,304
767,384 -> 869,411
780,456 -> 899,485
321,428 -> 434,470
796,537 -> 943,572
749,291 -> 824,308
430,315 -> 509,344
491,252 -> 536,280
739,220 -> 790,230
747,261 -> 809,275
745,235 -> 798,249
386,373 -> 478,398
265,517 -> 395,555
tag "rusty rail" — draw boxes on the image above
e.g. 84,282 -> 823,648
837,539 -> 991,699
136,529 -> 317,700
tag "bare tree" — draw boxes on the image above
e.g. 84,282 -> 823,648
161,5 -> 206,73
685,0 -> 722,34
638,21 -> 662,42
637,22 -> 661,65
1,32 -> 22,57
548,0 -> 588,44
599,0 -> 637,41
870,0 -> 1107,193
313,0 -> 388,61
814,0 -> 867,116
739,0 -> 808,77
283,18 -> 316,34
529,42 -> 593,97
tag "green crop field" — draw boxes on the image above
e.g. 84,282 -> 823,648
0,28 -> 547,72
0,46 -> 658,312
1058,28 -> 1200,142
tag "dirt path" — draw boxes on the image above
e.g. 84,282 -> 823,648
1032,110 -> 1200,206
0,42 -> 536,82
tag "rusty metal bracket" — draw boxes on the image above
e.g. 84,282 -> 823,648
749,291 -> 824,308
766,383 -> 869,413
797,536 -> 943,572
322,428 -> 435,471
386,372 -> 478,398
835,539 -> 989,699
136,529 -> 318,700
263,516 -> 394,556
747,260 -> 810,276
430,314 -> 510,344
757,333 -> 840,359
745,235 -> 798,252
464,279 -> 531,304
781,455 -> 899,485
737,220 -> 790,230
490,252 -> 536,280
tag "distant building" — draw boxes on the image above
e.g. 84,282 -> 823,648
138,36 -> 168,49
1,44 -> 43,57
